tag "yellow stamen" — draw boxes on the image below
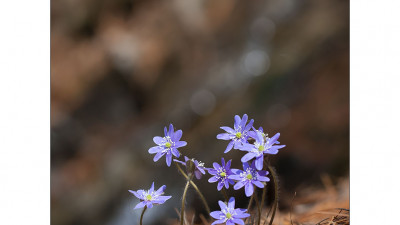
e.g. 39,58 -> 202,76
220,172 -> 226,177
145,194 -> 152,201
246,174 -> 253,180
165,142 -> 172,148
258,145 -> 264,152
226,212 -> 232,219
235,132 -> 242,138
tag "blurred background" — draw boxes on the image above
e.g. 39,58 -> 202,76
51,0 -> 349,224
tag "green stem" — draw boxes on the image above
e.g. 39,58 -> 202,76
253,191 -> 262,225
180,180 -> 190,225
140,206 -> 147,225
268,165 -> 279,225
174,162 -> 211,215
221,188 -> 229,202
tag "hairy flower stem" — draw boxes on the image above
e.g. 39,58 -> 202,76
221,188 -> 229,203
253,192 -> 262,225
180,180 -> 190,225
174,162 -> 211,215
140,206 -> 147,225
267,165 -> 279,225
246,194 -> 254,212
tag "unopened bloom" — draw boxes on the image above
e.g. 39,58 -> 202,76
129,182 -> 171,209
229,161 -> 270,197
210,197 -> 250,225
239,130 -> 285,170
217,114 -> 254,153
208,158 -> 235,190
174,156 -> 206,179
148,124 -> 187,167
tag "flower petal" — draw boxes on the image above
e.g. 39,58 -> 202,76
255,155 -> 264,170
149,182 -> 155,193
241,152 -> 256,162
153,151 -> 165,162
224,141 -> 234,153
148,146 -> 161,154
257,175 -> 270,182
252,180 -> 264,188
228,197 -> 235,209
168,124 -> 174,137
154,185 -> 166,196
231,219 -> 245,225
128,190 -> 141,199
244,119 -> 254,131
174,141 -> 187,148
234,115 -> 241,129
217,133 -> 231,140
213,162 -> 221,170
269,133 -> 280,144
208,176 -> 219,183
153,136 -> 165,145
210,211 -> 223,219
218,200 -> 227,211
229,175 -> 242,181
173,129 -> 182,141
166,153 -> 172,167
240,114 -> 248,128
217,181 -> 224,191
171,148 -> 180,158
134,201 -> 146,209
244,183 -> 254,197
220,126 -> 235,134
234,181 -> 245,190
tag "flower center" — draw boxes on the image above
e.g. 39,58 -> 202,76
165,142 -> 172,148
235,132 -> 242,138
220,172 -> 226,177
246,174 -> 253,180
258,145 -> 264,152
145,194 -> 152,201
226,212 -> 232,219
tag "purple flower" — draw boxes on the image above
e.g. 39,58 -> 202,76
148,124 -> 187,167
229,161 -> 270,197
217,114 -> 254,153
239,129 -> 285,170
129,182 -> 171,209
174,156 -> 206,179
210,197 -> 250,225
208,158 -> 235,190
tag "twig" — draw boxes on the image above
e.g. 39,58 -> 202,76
180,180 -> 190,225
175,162 -> 211,215
254,191 -> 262,225
139,206 -> 147,225
290,192 -> 296,225
267,165 -> 279,225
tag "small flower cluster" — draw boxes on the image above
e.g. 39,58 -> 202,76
129,114 -> 285,225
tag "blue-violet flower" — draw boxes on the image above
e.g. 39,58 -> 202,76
217,114 -> 254,153
229,161 -> 270,197
174,156 -> 206,179
239,130 -> 285,170
129,182 -> 172,209
208,158 -> 235,190
148,124 -> 187,167
210,197 -> 250,225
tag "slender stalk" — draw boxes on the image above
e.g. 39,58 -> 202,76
268,165 -> 279,225
221,188 -> 229,202
246,194 -> 254,212
174,162 -> 211,214
253,191 -> 262,225
180,180 -> 190,225
140,206 -> 147,225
